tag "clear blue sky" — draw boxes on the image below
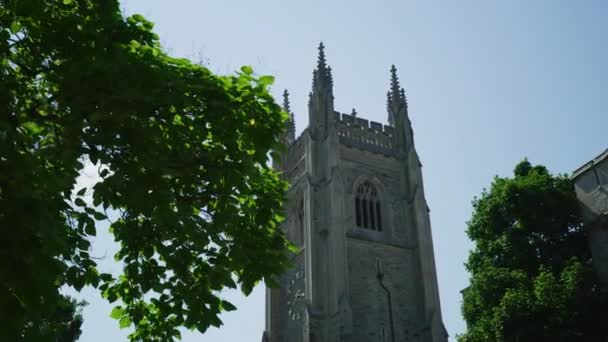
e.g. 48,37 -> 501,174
71,1 -> 608,341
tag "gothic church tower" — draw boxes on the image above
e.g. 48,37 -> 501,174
264,44 -> 447,342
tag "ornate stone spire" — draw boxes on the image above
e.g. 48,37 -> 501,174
400,87 -> 408,113
390,65 -> 401,98
308,42 -> 335,139
387,65 -> 407,126
310,42 -> 333,96
386,65 -> 414,152
317,42 -> 327,70
283,89 -> 292,114
282,89 -> 296,143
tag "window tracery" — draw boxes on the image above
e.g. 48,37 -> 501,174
355,181 -> 382,231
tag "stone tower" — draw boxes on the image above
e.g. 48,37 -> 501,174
264,44 -> 447,342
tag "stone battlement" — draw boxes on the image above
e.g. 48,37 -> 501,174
334,112 -> 394,135
334,112 -> 395,155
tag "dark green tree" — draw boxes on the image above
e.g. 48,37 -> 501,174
0,1 -> 292,340
21,295 -> 86,342
459,160 -> 605,341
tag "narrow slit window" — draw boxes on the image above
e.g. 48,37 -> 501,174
362,199 -> 368,228
355,197 -> 362,227
297,199 -> 304,245
369,199 -> 375,230
376,201 -> 382,231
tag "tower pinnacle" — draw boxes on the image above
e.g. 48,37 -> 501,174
308,42 -> 334,139
282,89 -> 296,143
390,64 -> 401,97
317,42 -> 327,70
387,65 -> 407,126
282,89 -> 292,114
311,42 -> 333,93
400,88 -> 408,110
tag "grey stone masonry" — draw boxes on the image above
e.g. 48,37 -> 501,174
572,149 -> 608,293
265,44 -> 448,342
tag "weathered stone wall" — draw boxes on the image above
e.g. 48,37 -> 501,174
338,142 -> 441,341
573,153 -> 608,222
267,129 -> 447,342
347,237 -> 421,342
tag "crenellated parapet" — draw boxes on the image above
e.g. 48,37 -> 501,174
334,112 -> 396,156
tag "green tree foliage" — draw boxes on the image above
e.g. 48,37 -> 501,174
0,1 -> 291,340
21,295 -> 86,342
459,160 -> 606,341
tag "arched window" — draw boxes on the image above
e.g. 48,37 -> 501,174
355,182 -> 382,231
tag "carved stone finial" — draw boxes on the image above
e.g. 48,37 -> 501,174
317,42 -> 327,70
351,108 -> 358,118
282,89 -> 296,140
308,42 -> 335,138
400,88 -> 408,109
387,65 -> 408,126
390,64 -> 401,97
283,89 -> 292,113
311,42 -> 333,94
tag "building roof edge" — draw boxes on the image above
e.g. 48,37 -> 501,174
572,148 -> 608,180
